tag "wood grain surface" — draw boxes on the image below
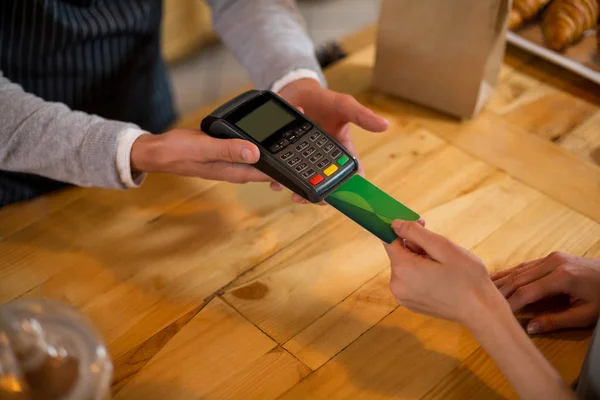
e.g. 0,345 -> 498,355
0,26 -> 599,399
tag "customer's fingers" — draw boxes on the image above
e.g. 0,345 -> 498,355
527,303 -> 599,334
391,221 -> 458,263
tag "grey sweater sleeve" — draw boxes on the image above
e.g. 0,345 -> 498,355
0,70 -> 138,189
206,0 -> 326,90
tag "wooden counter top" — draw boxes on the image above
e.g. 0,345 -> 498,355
1,27 -> 599,399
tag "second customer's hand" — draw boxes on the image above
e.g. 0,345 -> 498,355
492,253 -> 600,334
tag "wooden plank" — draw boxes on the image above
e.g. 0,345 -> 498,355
112,303 -> 206,393
205,345 -> 311,400
115,297 -> 310,400
496,83 -> 597,142
0,172 -> 216,238
473,196 -> 600,274
0,233 -> 90,303
487,69 -> 545,116
223,214 -> 388,344
0,187 -> 84,238
319,105 -> 424,168
558,110 -> 600,166
14,179 -> 336,359
279,307 -> 482,400
282,269 -> 396,370
584,240 -> 600,258
414,111 -> 600,224
0,174 -> 217,302
422,348 -> 510,400
369,63 -> 597,147
422,328 -> 593,400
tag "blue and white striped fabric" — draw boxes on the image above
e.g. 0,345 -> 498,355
0,0 -> 175,206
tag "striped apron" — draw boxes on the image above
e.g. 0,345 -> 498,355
0,0 -> 176,206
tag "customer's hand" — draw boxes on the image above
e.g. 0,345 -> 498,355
277,79 -> 389,203
491,253 -> 600,334
383,221 -> 504,328
130,129 -> 271,184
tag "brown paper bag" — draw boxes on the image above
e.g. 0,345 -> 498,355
373,0 -> 511,118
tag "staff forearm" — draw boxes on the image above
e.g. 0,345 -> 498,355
0,71 -> 142,189
205,0 -> 325,90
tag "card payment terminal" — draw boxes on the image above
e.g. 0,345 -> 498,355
202,90 -> 420,243
201,90 -> 358,203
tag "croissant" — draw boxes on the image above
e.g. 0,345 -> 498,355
510,0 -> 552,30
542,0 -> 599,51
509,9 -> 525,29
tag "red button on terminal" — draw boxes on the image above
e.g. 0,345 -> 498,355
309,174 -> 324,186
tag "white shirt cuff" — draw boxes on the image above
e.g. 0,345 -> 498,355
270,69 -> 324,93
116,128 -> 148,188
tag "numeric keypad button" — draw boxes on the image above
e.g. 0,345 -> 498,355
302,169 -> 316,179
287,156 -> 301,166
309,153 -> 323,163
296,142 -> 309,152
317,159 -> 330,169
309,131 -> 322,142
280,151 -> 294,160
302,147 -> 316,158
294,163 -> 308,173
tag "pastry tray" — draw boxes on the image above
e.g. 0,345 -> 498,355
507,23 -> 600,85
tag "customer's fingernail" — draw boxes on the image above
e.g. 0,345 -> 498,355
527,321 -> 540,335
241,148 -> 254,162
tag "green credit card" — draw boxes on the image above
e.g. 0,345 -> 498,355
325,175 -> 420,244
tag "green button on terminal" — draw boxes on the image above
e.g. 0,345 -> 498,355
337,154 -> 349,166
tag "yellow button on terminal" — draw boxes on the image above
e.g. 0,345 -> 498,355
323,164 -> 338,177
